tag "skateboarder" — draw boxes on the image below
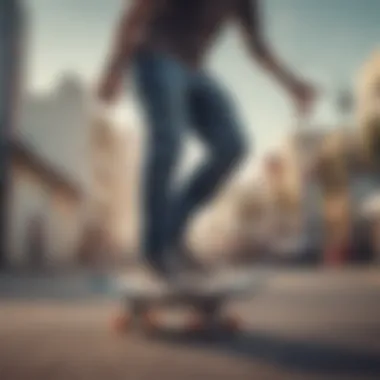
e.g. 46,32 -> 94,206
98,0 -> 315,278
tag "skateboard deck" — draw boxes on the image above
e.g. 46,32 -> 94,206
116,268 -> 258,300
111,268 -> 266,335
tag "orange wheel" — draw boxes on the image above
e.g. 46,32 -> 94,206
186,313 -> 207,333
141,309 -> 161,334
220,315 -> 242,333
111,313 -> 132,333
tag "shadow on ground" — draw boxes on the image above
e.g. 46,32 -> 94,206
143,328 -> 380,377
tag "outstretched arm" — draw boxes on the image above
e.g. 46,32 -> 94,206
98,0 -> 157,103
234,0 -> 315,112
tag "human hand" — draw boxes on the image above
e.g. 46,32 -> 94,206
289,80 -> 317,117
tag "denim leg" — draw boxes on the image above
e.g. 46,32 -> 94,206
167,73 -> 248,249
134,52 -> 188,264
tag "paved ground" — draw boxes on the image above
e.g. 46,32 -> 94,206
0,268 -> 380,380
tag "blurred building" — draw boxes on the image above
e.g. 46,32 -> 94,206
357,50 -> 380,169
263,151 -> 291,206
0,0 -> 25,268
281,129 -> 327,195
260,129 -> 331,262
6,75 -> 91,269
188,193 -> 242,264
187,171 -> 274,265
7,138 -> 83,268
316,130 -> 352,241
357,50 -> 380,126
88,118 -> 139,264
313,125 -> 375,264
262,129 -> 327,229
352,50 -> 380,262
18,74 -> 91,190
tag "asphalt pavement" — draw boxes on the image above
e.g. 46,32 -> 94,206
0,267 -> 380,380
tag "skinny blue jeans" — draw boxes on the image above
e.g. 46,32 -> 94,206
134,49 -> 247,265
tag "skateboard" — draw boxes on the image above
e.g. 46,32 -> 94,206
111,268 -> 264,337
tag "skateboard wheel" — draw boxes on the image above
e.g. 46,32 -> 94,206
141,310 -> 160,334
187,314 -> 206,332
221,315 -> 241,333
111,313 -> 132,333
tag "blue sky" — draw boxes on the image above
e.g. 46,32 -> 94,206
26,0 -> 380,158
